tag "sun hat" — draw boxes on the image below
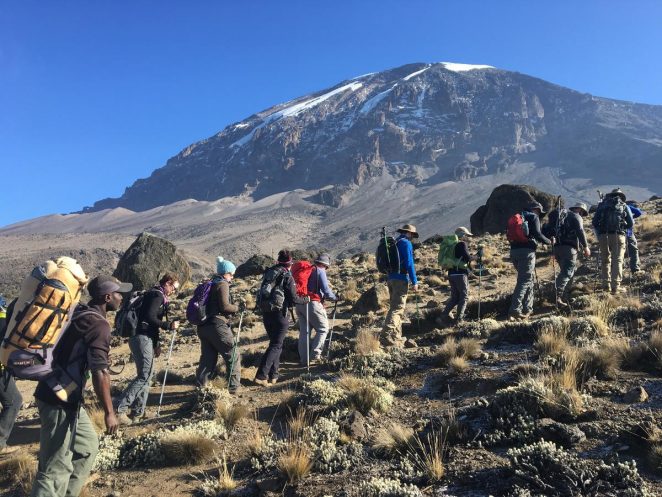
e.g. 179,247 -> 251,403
397,224 -> 419,238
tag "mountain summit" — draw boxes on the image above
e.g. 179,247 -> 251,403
86,62 -> 662,213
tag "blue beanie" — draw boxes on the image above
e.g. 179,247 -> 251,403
216,256 -> 236,275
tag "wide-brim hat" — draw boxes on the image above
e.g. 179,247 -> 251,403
570,202 -> 589,216
314,253 -> 332,267
526,201 -> 546,214
455,226 -> 474,237
609,188 -> 626,201
397,224 -> 419,238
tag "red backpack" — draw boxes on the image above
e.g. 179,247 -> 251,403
506,212 -> 530,243
291,261 -> 315,297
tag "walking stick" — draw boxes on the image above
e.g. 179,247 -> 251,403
326,299 -> 338,359
415,292 -> 421,333
228,310 -> 244,384
157,326 -> 178,417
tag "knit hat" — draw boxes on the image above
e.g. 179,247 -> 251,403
569,202 -> 589,216
314,253 -> 332,267
216,256 -> 236,275
455,226 -> 474,238
277,250 -> 293,265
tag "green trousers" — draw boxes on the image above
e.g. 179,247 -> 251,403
31,400 -> 98,497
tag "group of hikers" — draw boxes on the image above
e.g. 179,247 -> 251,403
0,187 -> 645,497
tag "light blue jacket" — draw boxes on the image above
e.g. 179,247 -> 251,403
388,235 -> 418,285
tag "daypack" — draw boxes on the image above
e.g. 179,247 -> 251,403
256,266 -> 287,312
186,280 -> 215,325
438,235 -> 467,270
506,212 -> 530,243
545,209 -> 577,243
0,257 -> 88,372
376,235 -> 401,274
114,291 -> 145,337
291,261 -> 315,297
594,196 -> 627,234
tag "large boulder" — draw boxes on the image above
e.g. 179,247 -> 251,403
470,184 -> 562,235
235,254 -> 273,278
113,232 -> 191,291
352,284 -> 389,313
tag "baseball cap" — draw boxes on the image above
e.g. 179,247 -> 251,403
87,275 -> 133,298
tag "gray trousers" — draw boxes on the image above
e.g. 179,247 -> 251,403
554,245 -> 578,296
196,317 -> 241,390
627,234 -> 640,272
443,274 -> 469,320
31,402 -> 98,497
117,334 -> 154,417
0,373 -> 22,448
509,248 -> 536,315
296,301 -> 329,363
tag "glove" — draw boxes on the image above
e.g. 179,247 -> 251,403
334,293 -> 342,302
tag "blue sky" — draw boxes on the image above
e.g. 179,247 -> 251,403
1,1 -> 661,226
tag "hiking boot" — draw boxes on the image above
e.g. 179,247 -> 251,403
116,412 -> 133,426
611,287 -> 626,295
0,445 -> 19,457
130,411 -> 154,423
508,311 -> 527,321
268,377 -> 278,385
557,297 -> 570,308
253,376 -> 270,387
311,353 -> 323,363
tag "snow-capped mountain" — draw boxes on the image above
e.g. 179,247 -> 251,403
86,62 -> 662,213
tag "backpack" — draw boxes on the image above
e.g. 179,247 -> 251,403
114,291 -> 145,337
376,235 -> 401,274
256,266 -> 287,312
186,280 -> 215,326
438,235 -> 467,270
506,212 -> 530,243
0,257 -> 88,371
291,261 -> 315,297
594,196 -> 627,234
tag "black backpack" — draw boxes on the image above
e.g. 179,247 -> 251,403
376,231 -> 401,274
114,291 -> 145,338
256,266 -> 287,313
594,196 -> 627,234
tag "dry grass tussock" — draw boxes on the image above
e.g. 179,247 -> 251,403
438,337 -> 482,367
448,356 -> 469,373
287,407 -> 313,440
588,295 -> 616,324
407,429 -> 446,483
341,280 -> 361,303
372,423 -> 414,455
160,433 -> 218,466
278,445 -> 313,483
354,329 -> 382,356
87,404 -> 106,434
215,400 -> 250,430
244,422 -> 266,458
0,453 -> 37,495
337,375 -> 393,414
638,216 -> 662,242
535,330 -> 571,358
197,453 -> 238,496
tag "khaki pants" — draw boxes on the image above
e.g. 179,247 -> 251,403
382,279 -> 409,340
598,233 -> 626,291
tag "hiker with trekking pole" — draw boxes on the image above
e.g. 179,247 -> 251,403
116,274 -> 180,426
194,257 -> 242,394
507,201 -> 553,321
254,250 -> 309,387
292,254 -> 339,370
543,201 -> 591,308
592,188 -> 634,294
438,227 -> 475,324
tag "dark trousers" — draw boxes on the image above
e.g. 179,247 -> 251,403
256,311 -> 289,381
196,317 -> 241,391
0,373 -> 22,448
443,274 -> 469,320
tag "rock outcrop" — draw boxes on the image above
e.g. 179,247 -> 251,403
235,254 -> 273,278
470,184 -> 562,235
113,232 -> 191,291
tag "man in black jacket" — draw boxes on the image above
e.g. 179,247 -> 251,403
116,274 -> 179,425
508,201 -> 553,320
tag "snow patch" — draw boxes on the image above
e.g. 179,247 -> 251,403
360,85 -> 396,114
403,65 -> 431,81
440,62 -> 494,72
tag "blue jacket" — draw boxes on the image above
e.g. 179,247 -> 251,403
388,235 -> 418,285
627,205 -> 643,237
307,266 -> 337,302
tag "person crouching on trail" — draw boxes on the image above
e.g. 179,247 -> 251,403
507,202 -> 552,321
296,253 -> 338,364
32,275 -> 129,497
439,227 -> 474,323
381,224 -> 419,347
544,202 -> 591,307
254,250 -> 308,386
116,274 -> 179,425
195,257 -> 242,394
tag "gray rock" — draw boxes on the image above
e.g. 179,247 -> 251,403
352,284 -> 389,313
341,410 -> 368,440
624,386 -> 649,403
404,338 -> 418,348
113,232 -> 191,291
235,254 -> 273,278
535,418 -> 586,447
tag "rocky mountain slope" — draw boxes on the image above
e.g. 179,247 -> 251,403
86,61 -> 662,213
3,199 -> 661,497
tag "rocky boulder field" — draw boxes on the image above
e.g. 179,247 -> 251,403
1,199 -> 662,497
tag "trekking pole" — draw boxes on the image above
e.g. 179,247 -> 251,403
415,292 -> 421,333
228,310 -> 244,384
157,326 -> 178,417
552,196 -> 561,307
326,299 -> 338,359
